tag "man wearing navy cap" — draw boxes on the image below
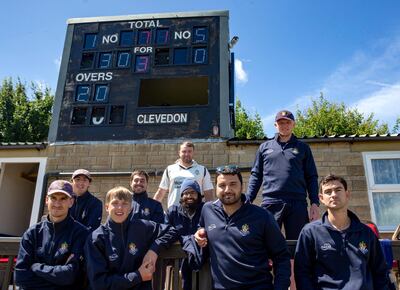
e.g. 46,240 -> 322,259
165,178 -> 204,290
15,180 -> 89,289
70,169 -> 102,231
246,110 -> 319,240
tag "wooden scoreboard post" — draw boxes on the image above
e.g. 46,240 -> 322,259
48,10 -> 234,142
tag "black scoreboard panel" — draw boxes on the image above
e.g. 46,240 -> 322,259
50,11 -> 232,142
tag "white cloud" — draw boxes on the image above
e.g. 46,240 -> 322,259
352,82 -> 400,122
235,58 -> 248,84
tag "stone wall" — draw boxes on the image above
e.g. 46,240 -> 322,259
2,139 -> 400,228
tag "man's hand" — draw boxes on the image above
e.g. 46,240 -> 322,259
138,260 -> 154,281
143,249 -> 158,267
194,228 -> 208,248
309,203 -> 320,222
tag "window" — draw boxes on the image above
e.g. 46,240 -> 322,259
120,31 -> 134,46
363,151 -> 400,231
83,33 -> 97,49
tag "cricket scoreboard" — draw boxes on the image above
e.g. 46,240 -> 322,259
48,10 -> 234,142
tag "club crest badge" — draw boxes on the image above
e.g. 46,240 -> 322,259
320,242 -> 332,251
292,148 -> 299,154
59,242 -> 69,254
143,208 -> 150,216
240,224 -> 250,236
129,243 -> 138,255
195,169 -> 200,175
359,241 -> 368,254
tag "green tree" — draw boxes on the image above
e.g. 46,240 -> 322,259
392,117 -> 400,133
0,78 -> 54,142
235,100 -> 265,139
293,94 -> 389,137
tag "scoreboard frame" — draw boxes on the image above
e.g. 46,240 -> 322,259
48,10 -> 233,143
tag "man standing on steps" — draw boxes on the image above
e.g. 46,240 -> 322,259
70,169 -> 103,231
246,110 -> 319,240
153,141 -> 214,208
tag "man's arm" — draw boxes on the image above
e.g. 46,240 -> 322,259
294,227 -> 317,290
202,169 -> 215,202
203,189 -> 214,202
153,188 -> 167,202
303,145 -> 320,221
369,233 -> 392,290
14,230 -> 54,289
246,146 -> 264,203
153,168 -> 170,202
31,226 -> 89,286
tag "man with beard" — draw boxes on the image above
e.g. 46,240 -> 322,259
165,179 -> 204,290
130,170 -> 164,224
15,180 -> 89,290
185,165 -> 291,290
70,169 -> 102,231
154,141 -> 214,208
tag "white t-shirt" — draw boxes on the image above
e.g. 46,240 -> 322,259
159,160 -> 214,208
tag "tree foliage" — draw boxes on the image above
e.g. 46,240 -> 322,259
0,78 -> 54,142
235,100 -> 265,139
293,94 -> 389,137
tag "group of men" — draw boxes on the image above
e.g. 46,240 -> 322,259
14,110 -> 394,290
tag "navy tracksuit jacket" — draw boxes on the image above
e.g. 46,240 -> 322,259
14,215 -> 89,290
183,195 -> 291,290
84,213 -> 177,290
70,191 -> 102,231
132,192 -> 165,224
294,210 -> 391,290
165,202 -> 204,290
246,134 -> 319,205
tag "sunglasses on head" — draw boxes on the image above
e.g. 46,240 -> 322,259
216,165 -> 240,174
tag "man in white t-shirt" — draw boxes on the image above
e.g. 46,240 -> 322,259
153,141 -> 214,208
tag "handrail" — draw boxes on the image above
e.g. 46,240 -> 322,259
1,238 -> 399,290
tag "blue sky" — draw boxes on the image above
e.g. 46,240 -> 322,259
1,0 -> 400,137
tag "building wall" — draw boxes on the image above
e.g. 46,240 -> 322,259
43,140 -> 400,222
2,139 -> 400,232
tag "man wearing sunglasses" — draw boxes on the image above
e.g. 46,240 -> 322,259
187,165 -> 291,290
246,110 -> 319,240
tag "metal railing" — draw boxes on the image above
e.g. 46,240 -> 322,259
1,238 -> 399,290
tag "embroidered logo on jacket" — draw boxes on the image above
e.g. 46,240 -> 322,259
240,224 -> 250,236
129,243 -> 138,255
208,224 -> 216,231
320,242 -> 332,251
59,242 -> 69,254
266,149 -> 274,154
143,208 -> 150,216
292,148 -> 299,155
358,241 -> 368,254
109,253 -> 118,261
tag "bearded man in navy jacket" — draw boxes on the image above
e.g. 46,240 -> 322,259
187,165 -> 291,290
294,174 -> 392,290
14,180 -> 89,290
130,170 -> 164,224
165,178 -> 204,290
